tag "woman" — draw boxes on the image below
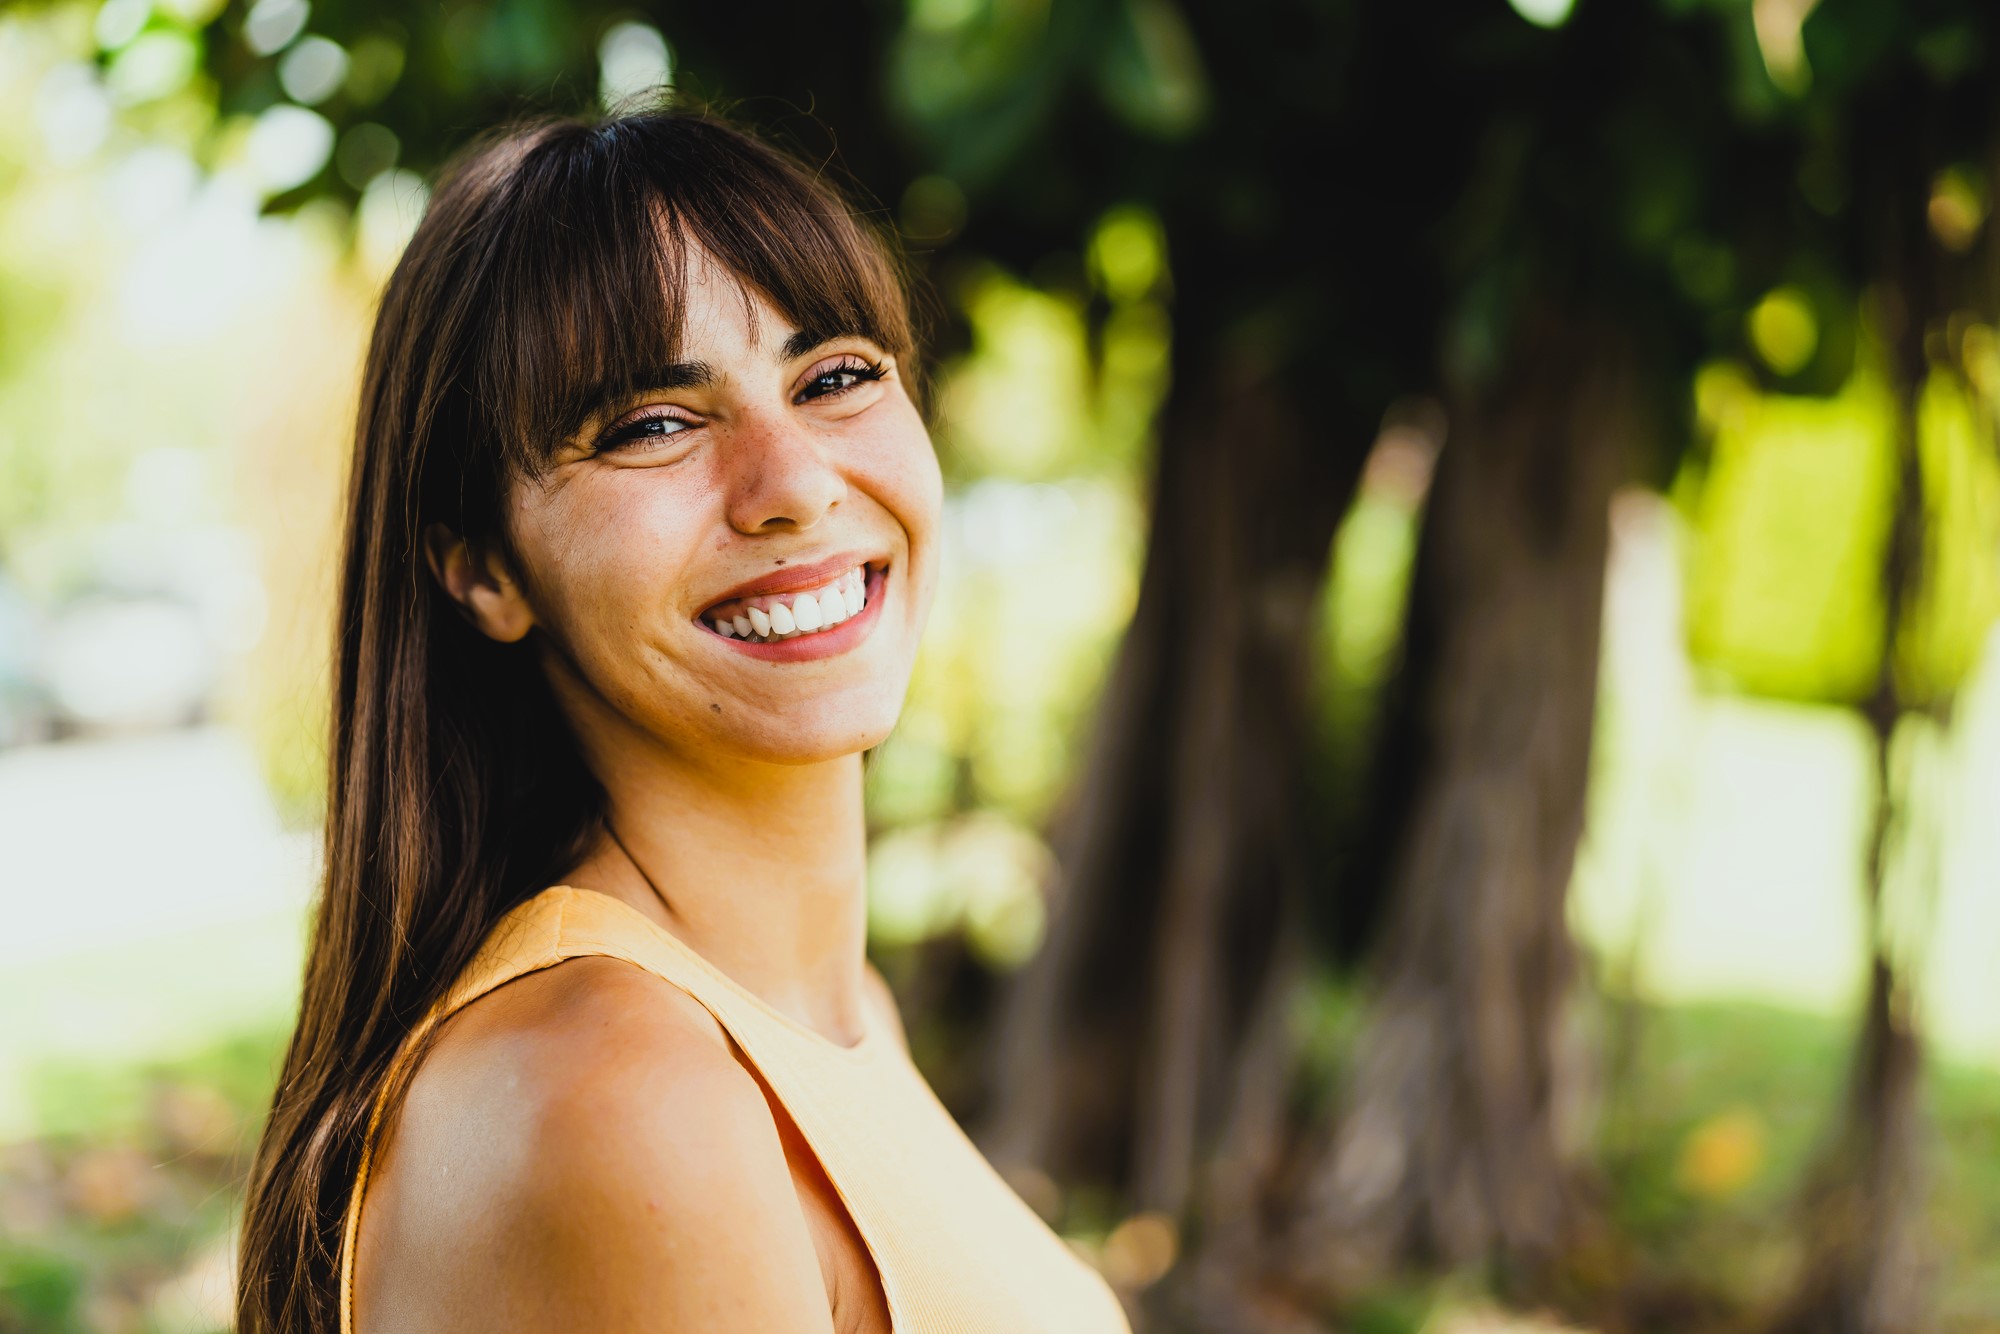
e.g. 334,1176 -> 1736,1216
237,104 -> 1132,1334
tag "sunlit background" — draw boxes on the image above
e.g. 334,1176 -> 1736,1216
2,0 -> 1998,1331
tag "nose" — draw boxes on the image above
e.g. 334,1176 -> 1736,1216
721,408 -> 847,534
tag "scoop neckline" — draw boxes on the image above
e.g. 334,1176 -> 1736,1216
547,884 -> 881,1059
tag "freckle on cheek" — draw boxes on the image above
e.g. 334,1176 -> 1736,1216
710,703 -> 722,714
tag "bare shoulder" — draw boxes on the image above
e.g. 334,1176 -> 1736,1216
353,956 -> 835,1334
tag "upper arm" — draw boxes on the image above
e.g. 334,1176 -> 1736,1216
499,1036 -> 837,1331
357,959 -> 836,1334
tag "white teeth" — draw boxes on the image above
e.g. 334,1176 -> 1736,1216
707,566 -> 876,643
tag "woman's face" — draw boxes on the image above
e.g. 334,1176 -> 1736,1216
449,245 -> 941,771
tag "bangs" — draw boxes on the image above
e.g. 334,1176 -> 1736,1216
461,113 -> 914,482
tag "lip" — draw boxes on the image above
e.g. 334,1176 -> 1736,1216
697,551 -> 882,616
700,564 -> 888,663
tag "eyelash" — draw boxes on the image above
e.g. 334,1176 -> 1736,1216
598,412 -> 695,452
595,356 -> 887,453
798,356 -> 887,402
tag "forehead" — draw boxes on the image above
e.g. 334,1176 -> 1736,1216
676,243 -> 792,357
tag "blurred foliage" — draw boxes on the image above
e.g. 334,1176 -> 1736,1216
1684,330 -> 2000,707
2,0 -> 2000,1327
1598,1002 -> 2000,1322
1316,427 -> 1435,772
0,1027 -> 283,1333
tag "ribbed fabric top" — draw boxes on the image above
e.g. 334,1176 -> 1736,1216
338,885 -> 1131,1333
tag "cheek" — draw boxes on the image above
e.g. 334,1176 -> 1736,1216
510,476 -> 711,655
851,411 -> 943,548
848,420 -> 944,642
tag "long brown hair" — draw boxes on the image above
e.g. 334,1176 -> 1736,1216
237,101 -> 917,1333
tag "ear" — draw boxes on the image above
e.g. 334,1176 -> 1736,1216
423,521 -> 536,644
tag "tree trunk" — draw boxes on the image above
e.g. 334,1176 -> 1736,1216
977,281 -> 1368,1230
1771,285 -> 1935,1334
1774,950 -> 1928,1334
1766,68 -> 1965,1320
1281,307 -> 1630,1297
1768,540 -> 1932,1334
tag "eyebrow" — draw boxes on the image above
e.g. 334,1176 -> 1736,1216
780,328 -> 843,360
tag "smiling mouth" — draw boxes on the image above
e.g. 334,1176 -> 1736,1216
697,561 -> 883,645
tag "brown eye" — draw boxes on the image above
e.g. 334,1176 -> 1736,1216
599,413 -> 694,452
797,358 -> 885,402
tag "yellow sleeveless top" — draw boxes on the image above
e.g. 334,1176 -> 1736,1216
338,885 -> 1132,1333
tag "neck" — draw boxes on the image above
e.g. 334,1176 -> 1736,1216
564,724 -> 872,1049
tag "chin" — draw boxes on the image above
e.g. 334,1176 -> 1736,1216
723,698 -> 906,766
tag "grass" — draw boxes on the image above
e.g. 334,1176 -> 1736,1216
0,1028 -> 286,1334
1319,996 -> 2000,1333
1588,998 -> 2000,1329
